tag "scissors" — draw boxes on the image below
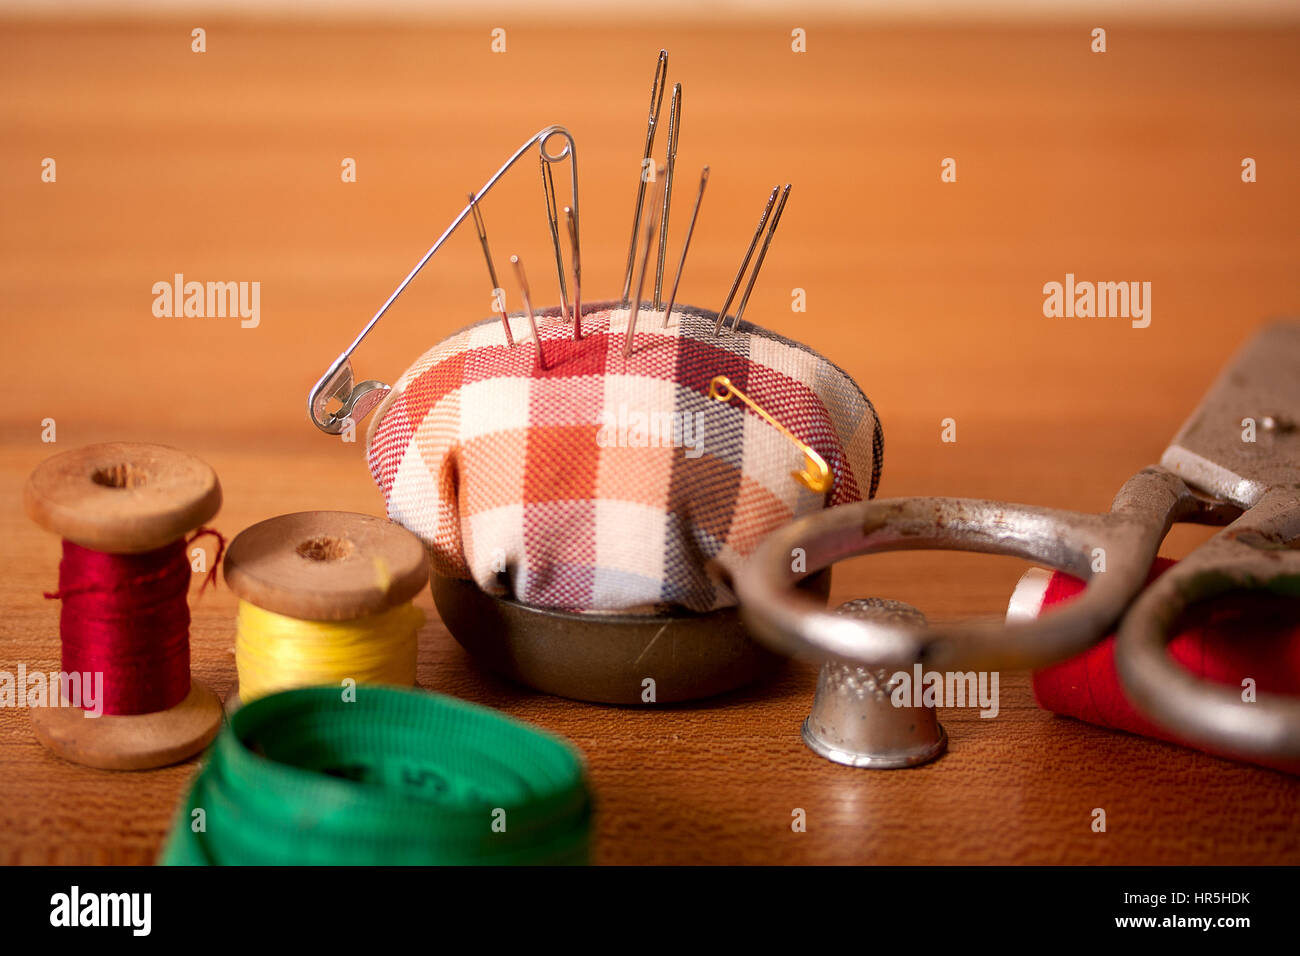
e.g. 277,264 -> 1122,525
734,321 -> 1300,763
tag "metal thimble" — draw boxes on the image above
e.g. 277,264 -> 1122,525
801,598 -> 947,769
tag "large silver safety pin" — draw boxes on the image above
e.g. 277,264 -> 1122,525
308,125 -> 580,434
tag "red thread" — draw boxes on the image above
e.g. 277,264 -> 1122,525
44,538 -> 203,715
187,526 -> 226,593
1031,558 -> 1300,774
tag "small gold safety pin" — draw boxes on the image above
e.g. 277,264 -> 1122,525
708,375 -> 832,495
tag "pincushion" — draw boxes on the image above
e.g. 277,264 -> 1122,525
366,301 -> 881,615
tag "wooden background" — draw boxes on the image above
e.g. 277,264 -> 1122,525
1,19 -> 1297,865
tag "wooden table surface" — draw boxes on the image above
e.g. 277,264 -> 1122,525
1,19 -> 1297,865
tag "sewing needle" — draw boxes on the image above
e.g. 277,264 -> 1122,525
564,206 -> 581,340
510,255 -> 545,370
624,166 -> 666,358
470,192 -> 513,347
652,83 -> 682,312
714,186 -> 779,336
662,165 -> 709,327
729,183 -> 791,332
540,157 -> 572,326
620,50 -> 670,305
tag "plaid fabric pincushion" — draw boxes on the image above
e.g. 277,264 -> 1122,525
366,301 -> 882,614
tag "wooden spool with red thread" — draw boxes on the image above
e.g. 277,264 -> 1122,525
24,442 -> 224,770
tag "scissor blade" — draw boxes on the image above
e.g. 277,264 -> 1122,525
1161,320 -> 1300,509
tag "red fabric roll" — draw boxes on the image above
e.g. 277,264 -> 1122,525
1029,558 -> 1300,774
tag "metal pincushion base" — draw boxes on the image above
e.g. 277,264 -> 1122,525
431,570 -> 831,705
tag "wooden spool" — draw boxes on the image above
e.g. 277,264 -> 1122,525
24,441 -> 225,771
222,511 -> 429,706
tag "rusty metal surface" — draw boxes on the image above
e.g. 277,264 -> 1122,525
1117,324 -> 1300,760
1160,320 -> 1300,509
735,321 -> 1300,763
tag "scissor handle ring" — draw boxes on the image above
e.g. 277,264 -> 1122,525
1116,486 -> 1300,763
733,470 -> 1194,672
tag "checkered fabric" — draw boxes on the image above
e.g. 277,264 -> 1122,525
367,301 -> 883,614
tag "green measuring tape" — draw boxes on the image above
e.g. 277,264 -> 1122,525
160,685 -> 592,865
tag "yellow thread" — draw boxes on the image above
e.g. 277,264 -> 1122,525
235,600 -> 424,703
372,555 -> 392,593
